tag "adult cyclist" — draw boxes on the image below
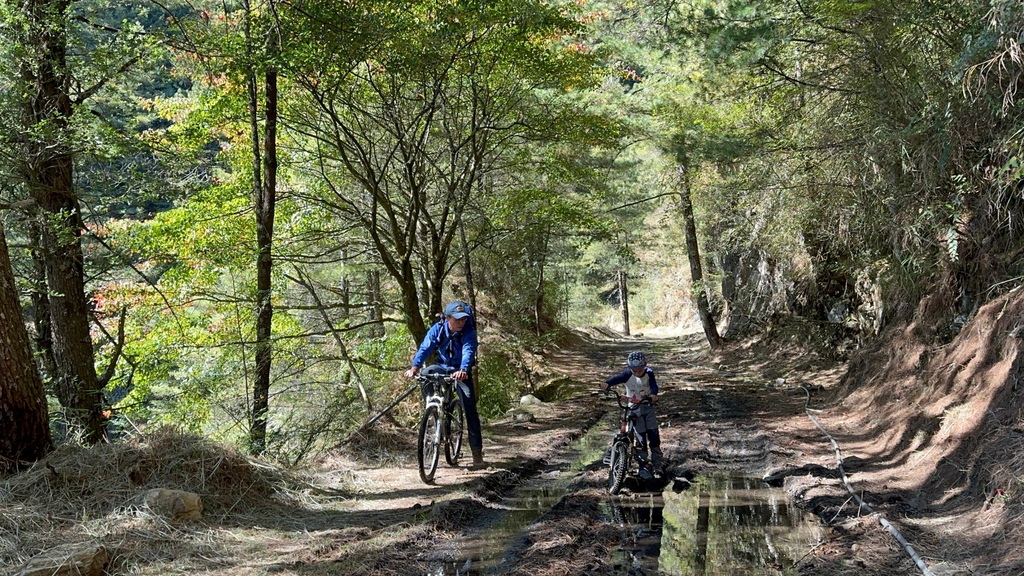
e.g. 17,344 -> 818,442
405,301 -> 485,469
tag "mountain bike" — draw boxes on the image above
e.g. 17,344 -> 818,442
603,391 -> 654,495
417,373 -> 465,484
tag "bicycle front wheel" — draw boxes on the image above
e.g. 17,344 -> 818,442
418,406 -> 442,484
444,399 -> 465,466
608,440 -> 629,495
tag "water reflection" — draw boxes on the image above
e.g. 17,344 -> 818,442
423,559 -> 474,576
426,486 -> 567,575
422,442 -> 824,575
606,495 -> 665,573
659,473 -> 824,575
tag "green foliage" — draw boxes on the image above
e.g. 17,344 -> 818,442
279,0 -> 620,340
476,346 -> 522,419
10,0 -> 1022,459
262,327 -> 415,465
613,0 -> 1024,333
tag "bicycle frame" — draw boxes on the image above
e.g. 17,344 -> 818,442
417,373 -> 465,484
606,391 -> 652,494
422,375 -> 452,411
613,392 -> 651,443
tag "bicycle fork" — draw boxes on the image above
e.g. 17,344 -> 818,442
427,396 -> 444,445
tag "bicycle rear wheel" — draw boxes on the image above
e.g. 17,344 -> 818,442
444,399 -> 465,465
418,406 -> 442,484
608,440 -> 629,495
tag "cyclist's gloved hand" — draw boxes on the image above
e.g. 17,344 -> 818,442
405,367 -> 420,378
452,370 -> 469,381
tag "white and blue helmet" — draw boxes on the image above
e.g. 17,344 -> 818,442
627,351 -> 647,369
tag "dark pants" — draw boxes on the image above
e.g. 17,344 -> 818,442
631,403 -> 662,468
423,365 -> 483,452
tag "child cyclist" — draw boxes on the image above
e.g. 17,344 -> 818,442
600,351 -> 663,477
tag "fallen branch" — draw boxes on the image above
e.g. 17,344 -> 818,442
801,386 -> 936,576
343,383 -> 419,443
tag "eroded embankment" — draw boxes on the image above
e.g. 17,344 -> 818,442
804,288 -> 1024,573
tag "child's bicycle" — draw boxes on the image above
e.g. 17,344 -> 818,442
602,390 -> 655,495
417,373 -> 465,484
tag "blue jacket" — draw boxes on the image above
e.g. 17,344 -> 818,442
412,318 -> 478,372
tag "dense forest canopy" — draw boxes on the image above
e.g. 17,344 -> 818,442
0,0 -> 1021,464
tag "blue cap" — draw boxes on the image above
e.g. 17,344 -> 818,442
444,301 -> 471,319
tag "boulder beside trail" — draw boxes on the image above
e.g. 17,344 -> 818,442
142,487 -> 203,521
14,544 -> 109,576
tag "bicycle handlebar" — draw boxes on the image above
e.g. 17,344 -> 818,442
415,373 -> 457,383
601,389 -> 653,409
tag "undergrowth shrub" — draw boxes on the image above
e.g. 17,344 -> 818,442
476,346 -> 522,419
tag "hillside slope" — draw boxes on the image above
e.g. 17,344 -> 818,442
812,286 -> 1024,573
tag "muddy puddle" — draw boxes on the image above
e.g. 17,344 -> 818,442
427,428 -> 824,575
425,484 -> 568,575
424,426 -> 603,575
609,472 -> 826,575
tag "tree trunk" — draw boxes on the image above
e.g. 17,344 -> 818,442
367,269 -> 383,337
340,276 -> 351,319
248,4 -> 279,455
428,250 -> 445,327
27,220 -> 58,384
335,250 -> 350,320
677,166 -> 722,348
20,0 -> 105,443
534,226 -> 550,336
0,222 -> 53,467
250,75 -> 278,455
458,217 -> 481,386
402,266 -> 429,344
459,217 -> 477,314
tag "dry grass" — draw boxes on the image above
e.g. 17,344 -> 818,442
824,288 -> 1024,571
0,422 -> 470,574
5,426 -> 301,514
977,418 -> 1024,570
336,423 -> 417,468
501,494 -> 620,576
0,426 -> 326,573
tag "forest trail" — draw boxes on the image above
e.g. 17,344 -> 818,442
282,329 -> 940,576
6,328 -> 982,576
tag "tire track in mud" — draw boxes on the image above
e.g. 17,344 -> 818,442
666,384 -> 807,477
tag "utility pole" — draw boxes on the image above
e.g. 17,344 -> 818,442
618,270 -> 630,336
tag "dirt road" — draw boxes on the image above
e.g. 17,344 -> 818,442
4,326 -> 1003,576
297,330 -> 930,576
